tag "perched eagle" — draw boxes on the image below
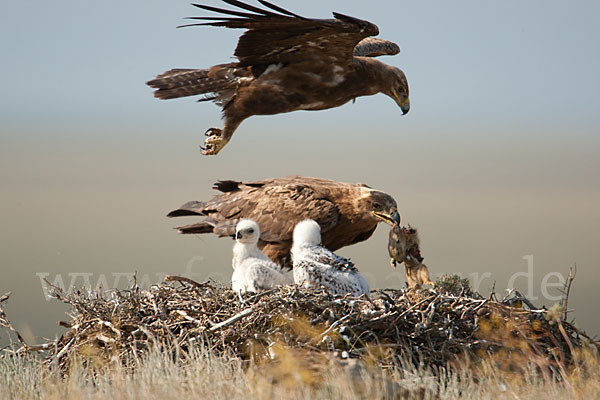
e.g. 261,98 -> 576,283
231,219 -> 292,293
168,176 -> 400,268
292,219 -> 369,297
147,0 -> 410,155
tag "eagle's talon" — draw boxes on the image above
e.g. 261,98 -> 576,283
200,145 -> 214,155
205,128 -> 222,137
200,135 -> 227,155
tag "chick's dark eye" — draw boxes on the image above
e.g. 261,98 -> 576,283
248,228 -> 254,234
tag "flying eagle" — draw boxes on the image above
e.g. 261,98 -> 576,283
167,176 -> 400,268
231,219 -> 292,293
292,219 -> 369,297
388,224 -> 433,289
147,0 -> 410,155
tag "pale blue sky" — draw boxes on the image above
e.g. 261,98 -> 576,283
1,1 -> 600,132
1,1 -> 599,341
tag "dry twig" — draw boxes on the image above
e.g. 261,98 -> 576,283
0,278 -> 596,376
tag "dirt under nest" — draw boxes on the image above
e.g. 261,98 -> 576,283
1,275 -> 598,377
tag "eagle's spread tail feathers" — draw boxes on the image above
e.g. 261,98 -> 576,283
175,221 -> 216,235
176,220 -> 238,237
147,68 -> 231,100
166,201 -> 206,217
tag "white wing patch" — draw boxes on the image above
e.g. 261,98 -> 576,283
296,102 -> 325,110
263,63 -> 283,75
304,66 -> 345,87
303,72 -> 323,82
329,65 -> 346,86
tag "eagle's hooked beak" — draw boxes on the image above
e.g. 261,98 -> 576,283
373,209 -> 401,225
392,88 -> 410,115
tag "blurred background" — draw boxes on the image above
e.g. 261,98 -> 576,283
1,1 -> 599,345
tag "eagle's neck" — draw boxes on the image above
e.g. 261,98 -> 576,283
333,187 -> 378,226
353,57 -> 395,96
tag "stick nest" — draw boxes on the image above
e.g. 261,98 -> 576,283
1,275 -> 597,376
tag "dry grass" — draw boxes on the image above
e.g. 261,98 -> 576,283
1,345 -> 599,400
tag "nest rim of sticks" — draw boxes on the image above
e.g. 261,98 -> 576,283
1,273 -> 598,379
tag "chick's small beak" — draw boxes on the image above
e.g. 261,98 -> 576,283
235,231 -> 242,240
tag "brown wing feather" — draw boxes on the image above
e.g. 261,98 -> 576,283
213,182 -> 340,241
181,1 -> 379,67
353,37 -> 400,57
169,177 -> 341,242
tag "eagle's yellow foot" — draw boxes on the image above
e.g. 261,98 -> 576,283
200,128 -> 227,155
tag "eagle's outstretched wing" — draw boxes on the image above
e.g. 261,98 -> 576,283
181,1 -> 380,69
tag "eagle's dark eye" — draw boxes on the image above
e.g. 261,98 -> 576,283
373,202 -> 383,211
